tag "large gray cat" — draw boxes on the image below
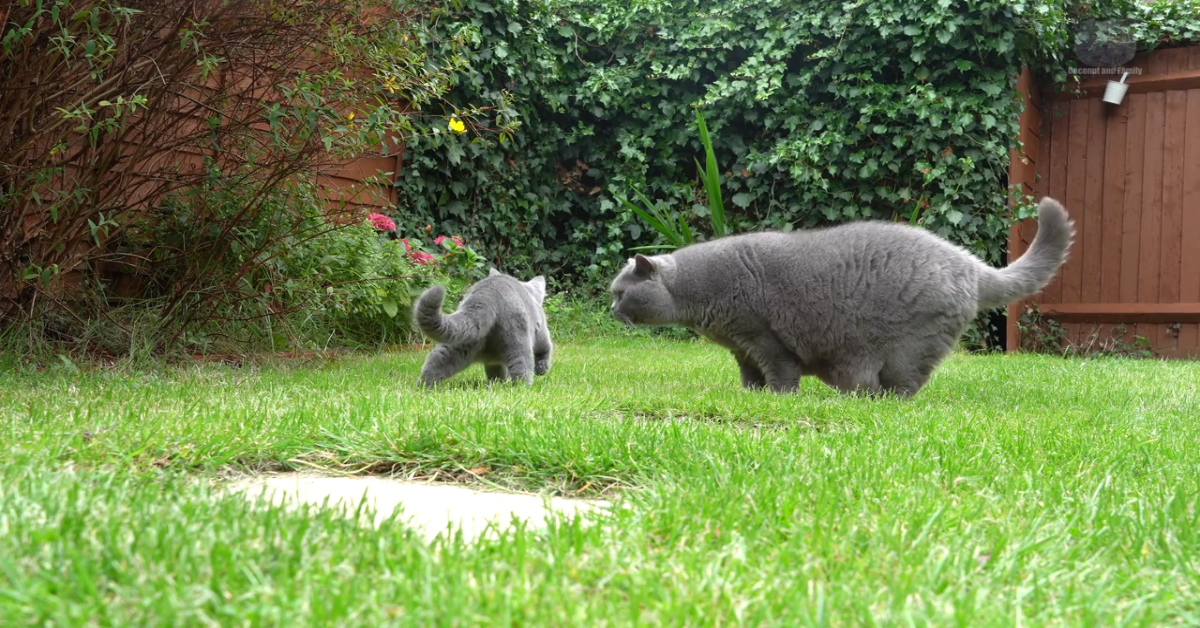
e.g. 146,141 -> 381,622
609,197 -> 1075,398
414,268 -> 553,387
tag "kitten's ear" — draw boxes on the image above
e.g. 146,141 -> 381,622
633,254 -> 657,278
488,267 -> 501,277
527,276 -> 546,301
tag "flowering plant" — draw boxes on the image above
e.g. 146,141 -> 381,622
363,210 -> 488,279
399,238 -> 437,266
395,232 -> 485,276
368,212 -> 397,232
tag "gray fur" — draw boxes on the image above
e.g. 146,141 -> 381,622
609,197 -> 1075,398
414,268 -> 553,387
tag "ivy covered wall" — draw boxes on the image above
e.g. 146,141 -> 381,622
391,0 -> 1200,291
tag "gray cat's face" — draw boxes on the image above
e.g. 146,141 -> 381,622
609,254 -> 677,326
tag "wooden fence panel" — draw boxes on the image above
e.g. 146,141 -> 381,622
1008,45 -> 1200,358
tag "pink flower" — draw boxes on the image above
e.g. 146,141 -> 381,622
434,235 -> 464,247
368,212 -> 396,232
410,251 -> 436,265
400,238 -> 412,251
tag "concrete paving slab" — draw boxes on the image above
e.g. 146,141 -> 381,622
225,472 -> 609,543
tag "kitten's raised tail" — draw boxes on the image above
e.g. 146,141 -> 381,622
976,197 -> 1076,309
414,284 -> 494,343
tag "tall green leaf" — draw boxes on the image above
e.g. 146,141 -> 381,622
694,109 -> 727,238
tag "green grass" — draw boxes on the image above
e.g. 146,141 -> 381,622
1,337 -> 1198,626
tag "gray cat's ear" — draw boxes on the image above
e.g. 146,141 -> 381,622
488,267 -> 501,277
527,276 -> 546,301
634,254 -> 657,278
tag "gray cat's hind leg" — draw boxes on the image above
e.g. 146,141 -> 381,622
878,336 -> 955,398
732,352 -> 767,389
879,365 -> 933,398
822,359 -> 884,396
741,337 -> 802,393
485,364 -> 509,382
418,344 -> 476,388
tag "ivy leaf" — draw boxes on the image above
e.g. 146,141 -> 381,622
979,81 -> 1003,97
446,142 -> 466,165
731,193 -> 752,208
945,209 -> 965,225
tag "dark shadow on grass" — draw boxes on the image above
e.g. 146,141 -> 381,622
602,408 -> 815,433
411,378 -> 531,392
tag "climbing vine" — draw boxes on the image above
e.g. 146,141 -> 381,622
393,0 -> 1198,295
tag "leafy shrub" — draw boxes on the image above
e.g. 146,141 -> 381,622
0,0 -> 502,356
97,174 -> 490,353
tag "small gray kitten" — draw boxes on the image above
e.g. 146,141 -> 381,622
610,197 -> 1075,398
414,268 -> 553,387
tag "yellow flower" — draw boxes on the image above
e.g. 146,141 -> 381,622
347,112 -> 355,120
448,117 -> 466,134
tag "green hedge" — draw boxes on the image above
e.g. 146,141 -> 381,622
392,0 -> 1198,293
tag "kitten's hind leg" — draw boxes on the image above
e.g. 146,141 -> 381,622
485,364 -> 509,382
418,344 -> 476,388
533,331 -> 553,376
732,352 -> 767,389
502,347 -> 536,385
533,351 -> 551,376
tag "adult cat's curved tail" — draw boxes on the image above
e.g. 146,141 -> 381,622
414,284 -> 494,343
976,197 -> 1076,309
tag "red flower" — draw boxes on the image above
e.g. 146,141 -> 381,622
434,235 -> 464,247
400,238 -> 412,251
368,213 -> 396,232
410,251 -> 436,265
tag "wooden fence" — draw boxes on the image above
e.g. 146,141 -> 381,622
1007,45 -> 1200,358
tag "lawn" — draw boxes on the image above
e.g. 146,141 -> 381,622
1,337 -> 1198,626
